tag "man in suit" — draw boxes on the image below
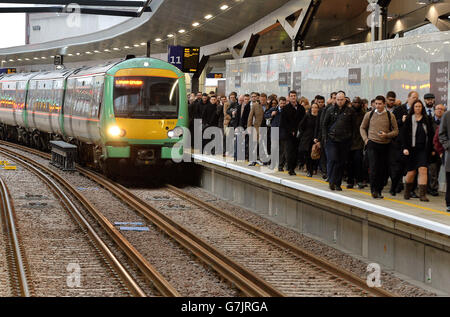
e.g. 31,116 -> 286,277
424,93 -> 436,118
284,90 -> 305,176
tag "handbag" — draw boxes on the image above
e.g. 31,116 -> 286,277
311,143 -> 321,160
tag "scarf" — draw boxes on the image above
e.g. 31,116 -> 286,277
411,114 -> 427,148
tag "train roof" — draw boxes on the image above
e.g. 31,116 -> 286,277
0,72 -> 37,82
29,69 -> 77,81
70,61 -> 120,77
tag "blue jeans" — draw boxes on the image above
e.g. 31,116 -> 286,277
326,140 -> 351,187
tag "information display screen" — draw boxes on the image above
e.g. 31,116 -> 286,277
0,68 -> 16,74
182,47 -> 200,73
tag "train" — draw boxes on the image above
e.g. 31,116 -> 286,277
0,57 -> 188,175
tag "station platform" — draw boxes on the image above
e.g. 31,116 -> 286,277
190,152 -> 450,294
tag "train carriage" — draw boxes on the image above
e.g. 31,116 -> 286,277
0,57 -> 188,175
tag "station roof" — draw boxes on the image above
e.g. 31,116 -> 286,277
0,0 -> 292,66
1,0 -> 449,68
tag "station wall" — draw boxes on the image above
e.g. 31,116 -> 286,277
226,31 -> 450,105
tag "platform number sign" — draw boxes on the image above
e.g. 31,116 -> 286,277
168,46 -> 184,70
168,46 -> 200,73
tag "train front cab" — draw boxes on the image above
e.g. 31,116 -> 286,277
102,60 -> 187,168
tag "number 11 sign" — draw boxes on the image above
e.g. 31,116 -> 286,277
168,45 -> 184,70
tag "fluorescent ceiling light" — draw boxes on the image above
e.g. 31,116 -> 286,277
220,5 -> 229,10
155,38 -> 162,42
192,22 -> 200,27
178,29 -> 185,33
204,14 -> 213,19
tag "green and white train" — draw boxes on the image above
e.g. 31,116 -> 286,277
0,57 -> 188,173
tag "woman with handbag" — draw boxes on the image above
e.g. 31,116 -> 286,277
297,103 -> 320,177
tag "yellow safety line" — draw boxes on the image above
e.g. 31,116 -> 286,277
210,156 -> 449,217
274,169 -> 450,217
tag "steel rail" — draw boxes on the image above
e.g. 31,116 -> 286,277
0,141 -> 284,296
79,168 -> 285,297
0,147 -> 168,297
165,184 -> 397,297
0,177 -> 31,297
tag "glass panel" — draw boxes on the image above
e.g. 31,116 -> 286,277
113,76 -> 179,119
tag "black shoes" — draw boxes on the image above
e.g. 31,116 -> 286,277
430,190 -> 439,197
410,191 -> 419,199
347,184 -> 354,189
329,183 -> 335,191
288,170 -> 296,176
322,174 -> 328,180
389,188 -> 396,196
372,192 -> 379,199
378,192 -> 384,199
278,167 -> 284,172
248,162 -> 257,167
335,186 -> 343,191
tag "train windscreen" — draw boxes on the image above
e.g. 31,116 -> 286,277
113,76 -> 179,119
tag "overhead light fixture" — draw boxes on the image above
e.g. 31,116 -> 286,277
41,57 -> 46,59
76,52 -> 80,55
192,22 -> 200,27
50,55 -> 54,58
94,50 -> 100,53
133,44 -> 140,47
113,47 -> 120,51
25,58 -> 30,61
204,14 -> 213,19
68,54 -> 73,56
33,57 -> 39,59
17,58 -> 22,61
104,49 -> 110,52
85,51 -> 92,54
9,59 -> 14,62
417,1 -> 426,5
167,34 -> 174,38
124,46 -> 130,49
155,38 -> 162,42
178,29 -> 185,33
220,5 -> 229,10
140,42 -> 146,46
357,27 -> 365,31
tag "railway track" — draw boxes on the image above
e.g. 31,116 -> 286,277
0,141 -> 282,297
0,140 -> 396,297
0,177 -> 32,297
0,145 -> 178,297
163,185 -> 396,297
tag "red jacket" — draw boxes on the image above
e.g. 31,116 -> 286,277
434,126 -> 444,155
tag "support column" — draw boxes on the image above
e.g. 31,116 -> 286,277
192,55 -> 210,93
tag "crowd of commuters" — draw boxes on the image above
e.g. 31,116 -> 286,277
187,89 -> 450,212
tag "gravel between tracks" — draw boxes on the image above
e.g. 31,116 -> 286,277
2,147 -> 239,297
0,155 -> 129,297
176,186 -> 438,297
0,212 -> 13,296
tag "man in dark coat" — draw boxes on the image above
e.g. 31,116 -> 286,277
284,90 -> 305,175
322,91 -> 356,191
346,97 -> 365,189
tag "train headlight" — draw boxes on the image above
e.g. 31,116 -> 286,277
108,126 -> 126,137
167,127 -> 183,139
